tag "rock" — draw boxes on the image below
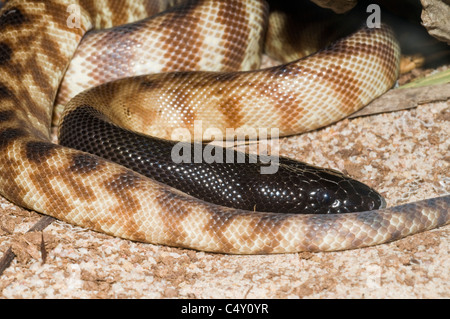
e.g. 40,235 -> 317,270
420,0 -> 450,44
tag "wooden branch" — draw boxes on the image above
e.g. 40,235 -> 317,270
350,83 -> 450,118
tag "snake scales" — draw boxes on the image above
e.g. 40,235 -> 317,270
0,0 -> 448,254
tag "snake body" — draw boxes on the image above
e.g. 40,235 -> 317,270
59,104 -> 386,215
0,0 -> 448,254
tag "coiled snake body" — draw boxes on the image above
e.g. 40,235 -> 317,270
0,0 -> 448,254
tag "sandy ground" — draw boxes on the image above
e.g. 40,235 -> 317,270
0,92 -> 448,298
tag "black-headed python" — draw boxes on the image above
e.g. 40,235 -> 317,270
0,0 -> 448,254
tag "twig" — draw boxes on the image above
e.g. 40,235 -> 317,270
0,215 -> 55,277
349,83 -> 450,118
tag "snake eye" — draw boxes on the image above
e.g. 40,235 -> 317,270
316,189 -> 333,205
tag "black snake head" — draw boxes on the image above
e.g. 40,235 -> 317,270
273,159 -> 387,215
306,174 -> 387,214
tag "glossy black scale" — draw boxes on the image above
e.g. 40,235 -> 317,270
59,105 -> 386,214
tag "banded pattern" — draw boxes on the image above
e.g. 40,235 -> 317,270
61,24 -> 401,140
0,0 -> 448,254
55,0 -> 268,109
264,0 -> 359,63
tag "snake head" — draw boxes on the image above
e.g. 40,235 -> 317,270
312,179 -> 386,214
272,159 -> 386,215
296,167 -> 387,215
